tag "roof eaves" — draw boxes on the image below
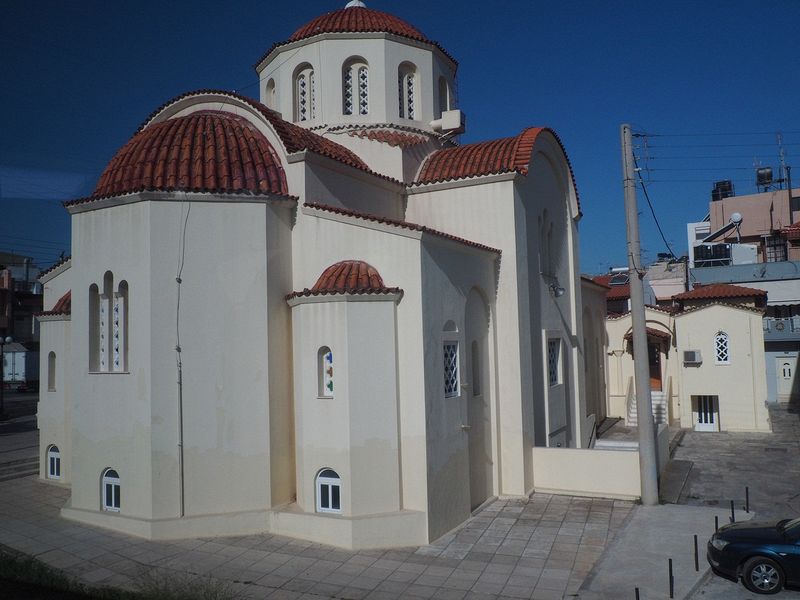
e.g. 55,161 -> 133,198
304,202 -> 501,255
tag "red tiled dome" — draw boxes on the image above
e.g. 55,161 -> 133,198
312,260 -> 387,293
289,7 -> 429,46
93,110 -> 288,198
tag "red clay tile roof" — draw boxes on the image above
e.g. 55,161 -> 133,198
672,283 -> 767,301
38,256 -> 70,280
782,221 -> 800,240
36,290 -> 71,316
256,7 -> 456,69
414,127 -> 581,213
624,326 -> 671,341
136,90 -> 398,182
304,202 -> 501,255
93,111 -> 288,199
287,260 -> 402,299
348,129 -> 428,147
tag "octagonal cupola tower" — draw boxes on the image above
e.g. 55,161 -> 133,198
255,1 -> 459,134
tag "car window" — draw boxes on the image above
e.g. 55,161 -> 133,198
784,518 -> 800,537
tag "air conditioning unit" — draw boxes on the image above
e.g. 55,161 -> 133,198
683,350 -> 702,365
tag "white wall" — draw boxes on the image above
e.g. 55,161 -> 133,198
675,304 -> 770,432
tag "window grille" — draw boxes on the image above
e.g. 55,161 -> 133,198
548,339 -> 560,386
444,342 -> 459,397
764,235 -> 787,262
405,73 -> 415,119
297,74 -> 308,121
358,67 -> 369,114
714,332 -> 729,364
344,69 -> 354,115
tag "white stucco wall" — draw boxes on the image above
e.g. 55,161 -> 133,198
63,196 -> 293,533
675,304 -> 770,432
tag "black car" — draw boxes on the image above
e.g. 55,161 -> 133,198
707,517 -> 800,594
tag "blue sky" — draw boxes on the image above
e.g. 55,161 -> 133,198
2,0 -> 798,272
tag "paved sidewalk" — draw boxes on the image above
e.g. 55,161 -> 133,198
577,504 -> 748,600
0,473 -> 634,600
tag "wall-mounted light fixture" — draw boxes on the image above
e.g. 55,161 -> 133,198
549,283 -> 565,298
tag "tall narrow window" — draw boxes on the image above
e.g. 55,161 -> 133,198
265,78 -> 276,110
89,284 -> 99,371
102,469 -> 120,512
714,332 -> 730,364
47,351 -> 56,391
438,76 -> 450,117
99,271 -> 113,371
47,445 -> 61,480
113,281 -> 128,372
294,64 -> 315,122
548,339 -> 561,386
316,469 -> 341,513
399,63 -> 417,119
318,346 -> 333,398
343,59 -> 368,116
471,340 -> 481,396
444,342 -> 460,397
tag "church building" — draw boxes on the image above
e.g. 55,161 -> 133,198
36,1 -> 595,549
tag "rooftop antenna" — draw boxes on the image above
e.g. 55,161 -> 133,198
778,132 -> 787,190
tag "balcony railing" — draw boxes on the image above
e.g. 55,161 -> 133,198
763,316 -> 800,336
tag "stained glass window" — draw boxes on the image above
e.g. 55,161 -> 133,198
319,347 -> 333,397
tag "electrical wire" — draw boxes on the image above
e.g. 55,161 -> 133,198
632,153 -> 677,259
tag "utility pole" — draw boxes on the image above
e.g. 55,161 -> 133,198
621,124 -> 659,506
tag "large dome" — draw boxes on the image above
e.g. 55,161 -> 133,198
288,6 -> 429,45
93,110 -> 288,198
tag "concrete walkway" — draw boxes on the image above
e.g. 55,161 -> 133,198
0,467 -> 634,600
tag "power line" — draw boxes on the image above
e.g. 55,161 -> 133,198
636,130 -> 800,138
644,142 -> 800,149
632,153 -> 677,259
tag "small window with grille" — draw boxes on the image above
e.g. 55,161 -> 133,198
548,338 -> 561,386
714,331 -> 730,364
444,342 -> 459,397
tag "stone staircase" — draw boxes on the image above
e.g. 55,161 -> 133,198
627,390 -> 667,427
0,455 -> 39,482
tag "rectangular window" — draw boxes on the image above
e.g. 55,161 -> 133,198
548,339 -> 561,386
764,235 -> 787,263
444,342 -> 459,397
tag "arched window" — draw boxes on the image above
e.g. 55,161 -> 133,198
438,76 -> 450,117
98,271 -> 113,371
265,78 -> 276,110
398,63 -> 417,119
294,64 -> 316,122
102,468 -> 120,512
113,281 -> 128,371
316,469 -> 341,513
343,59 -> 369,115
318,346 -> 333,398
714,332 -> 729,364
47,351 -> 56,391
47,445 -> 61,479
